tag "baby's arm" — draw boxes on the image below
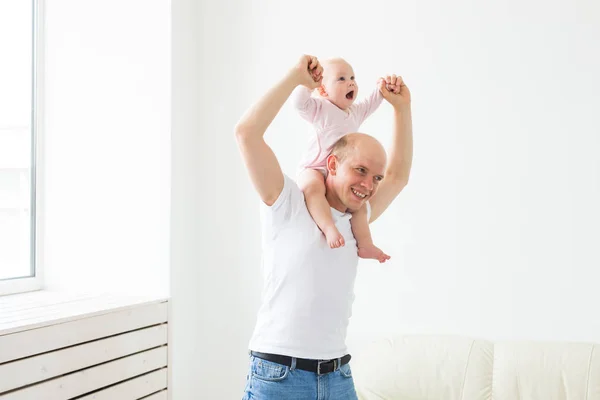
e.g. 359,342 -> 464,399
354,85 -> 385,123
291,86 -> 322,124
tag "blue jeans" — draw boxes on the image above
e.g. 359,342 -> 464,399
242,355 -> 359,399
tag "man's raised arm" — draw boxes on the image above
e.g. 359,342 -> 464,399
235,55 -> 322,206
369,75 -> 413,222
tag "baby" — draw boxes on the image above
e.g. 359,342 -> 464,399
293,57 -> 395,263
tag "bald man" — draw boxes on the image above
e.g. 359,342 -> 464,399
235,54 -> 413,399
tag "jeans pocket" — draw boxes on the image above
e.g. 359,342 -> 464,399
251,357 -> 290,382
339,363 -> 353,378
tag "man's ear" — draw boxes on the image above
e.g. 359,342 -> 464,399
326,154 -> 338,176
318,85 -> 328,97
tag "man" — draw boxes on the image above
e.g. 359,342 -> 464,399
235,55 -> 413,399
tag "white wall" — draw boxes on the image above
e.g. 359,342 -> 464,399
43,0 -> 170,296
171,0 -> 600,397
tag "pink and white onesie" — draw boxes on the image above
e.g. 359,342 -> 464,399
292,86 -> 384,175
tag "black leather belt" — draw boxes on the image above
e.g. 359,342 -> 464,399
250,351 -> 351,375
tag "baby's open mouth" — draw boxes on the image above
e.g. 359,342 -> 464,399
346,90 -> 355,100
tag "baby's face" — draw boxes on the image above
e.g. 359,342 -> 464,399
321,60 -> 358,110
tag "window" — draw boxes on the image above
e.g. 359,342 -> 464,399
0,0 -> 42,295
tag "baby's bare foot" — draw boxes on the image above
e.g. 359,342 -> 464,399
324,225 -> 345,249
358,245 -> 391,263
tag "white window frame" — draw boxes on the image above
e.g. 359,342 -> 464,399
0,0 -> 45,296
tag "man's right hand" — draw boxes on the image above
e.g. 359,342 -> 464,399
290,55 -> 323,90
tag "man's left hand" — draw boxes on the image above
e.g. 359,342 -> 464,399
378,75 -> 411,109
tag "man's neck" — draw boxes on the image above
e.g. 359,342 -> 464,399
324,179 -> 347,213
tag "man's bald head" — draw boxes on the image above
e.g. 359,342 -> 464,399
330,133 -> 386,165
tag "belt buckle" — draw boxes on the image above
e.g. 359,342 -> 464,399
317,359 -> 337,375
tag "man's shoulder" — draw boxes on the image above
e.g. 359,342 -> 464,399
260,174 -> 309,232
282,174 -> 303,199
265,174 -> 306,212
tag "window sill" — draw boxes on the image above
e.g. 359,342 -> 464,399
0,290 -> 169,336
0,276 -> 43,297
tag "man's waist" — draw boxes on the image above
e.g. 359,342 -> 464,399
249,350 -> 351,375
248,333 -> 349,361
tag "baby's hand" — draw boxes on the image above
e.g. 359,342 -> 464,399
378,77 -> 401,94
378,75 -> 411,108
292,55 -> 323,89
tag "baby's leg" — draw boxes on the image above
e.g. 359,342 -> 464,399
351,205 -> 391,263
298,169 -> 345,248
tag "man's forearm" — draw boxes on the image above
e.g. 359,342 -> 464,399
235,72 -> 299,140
386,105 -> 413,185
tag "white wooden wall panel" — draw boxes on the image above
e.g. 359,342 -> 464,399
0,324 -> 167,393
77,368 -> 168,400
0,301 -> 168,363
141,390 -> 168,400
0,347 -> 167,400
0,294 -> 169,400
0,298 -> 141,329
0,293 -> 129,325
0,294 -> 167,335
0,292 -> 100,312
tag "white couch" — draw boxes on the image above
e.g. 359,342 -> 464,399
352,335 -> 600,400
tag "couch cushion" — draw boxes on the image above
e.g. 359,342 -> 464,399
352,335 -> 493,400
353,335 -> 600,400
493,341 -> 600,400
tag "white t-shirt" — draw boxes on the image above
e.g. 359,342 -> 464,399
248,175 -> 369,360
